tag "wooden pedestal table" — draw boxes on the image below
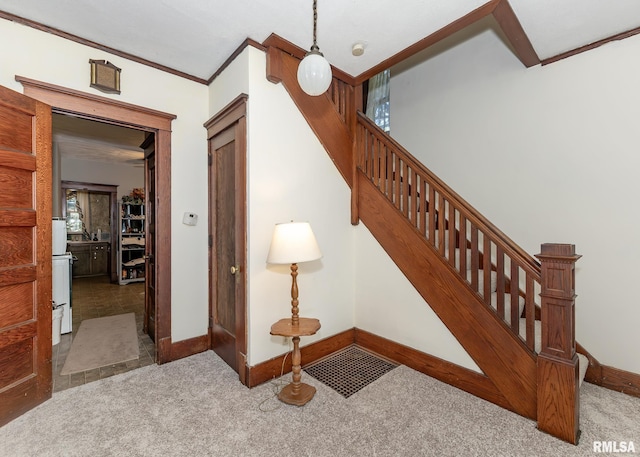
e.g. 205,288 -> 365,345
270,317 -> 321,406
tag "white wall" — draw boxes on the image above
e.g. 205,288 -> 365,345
354,227 -> 480,371
61,157 -> 144,200
391,19 -> 640,374
209,47 -> 356,365
0,19 -> 210,342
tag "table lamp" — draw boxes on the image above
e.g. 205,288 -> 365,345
267,221 -> 322,406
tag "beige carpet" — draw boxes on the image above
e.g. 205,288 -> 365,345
2,350 -> 639,456
60,313 -> 139,375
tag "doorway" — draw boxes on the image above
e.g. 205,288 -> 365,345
52,115 -> 154,391
17,76 -> 175,369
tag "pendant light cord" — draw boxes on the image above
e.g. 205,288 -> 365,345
311,0 -> 319,52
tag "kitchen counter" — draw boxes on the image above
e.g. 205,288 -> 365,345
67,240 -> 110,245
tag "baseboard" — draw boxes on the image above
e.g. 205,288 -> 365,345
246,326 -> 513,413
246,328 -> 355,388
577,343 -> 640,398
158,334 -> 210,364
354,329 -> 514,413
155,326 -> 639,409
595,365 -> 640,398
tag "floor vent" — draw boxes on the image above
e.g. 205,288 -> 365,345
304,345 -> 398,398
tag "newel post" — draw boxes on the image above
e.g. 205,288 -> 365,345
535,243 -> 581,444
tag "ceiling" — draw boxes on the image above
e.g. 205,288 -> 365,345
2,0 -> 640,81
2,0 -> 640,163
52,114 -> 145,165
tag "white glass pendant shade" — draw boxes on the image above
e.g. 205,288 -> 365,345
297,51 -> 332,96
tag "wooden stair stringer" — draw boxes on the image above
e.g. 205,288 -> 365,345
358,171 -> 537,419
265,46 -> 353,187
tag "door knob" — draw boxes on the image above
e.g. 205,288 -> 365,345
230,265 -> 240,275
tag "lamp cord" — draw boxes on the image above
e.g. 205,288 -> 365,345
258,338 -> 293,412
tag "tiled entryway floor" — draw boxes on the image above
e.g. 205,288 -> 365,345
52,276 -> 156,392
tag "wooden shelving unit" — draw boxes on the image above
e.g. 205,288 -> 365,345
118,200 -> 145,285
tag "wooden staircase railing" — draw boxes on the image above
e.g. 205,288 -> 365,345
354,112 -> 581,444
265,44 -> 581,444
355,112 -> 540,350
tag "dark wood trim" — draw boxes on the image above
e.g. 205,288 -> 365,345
245,323 -> 640,414
492,0 -> 539,67
598,365 -> 640,398
246,328 -> 355,388
354,329 -> 514,413
15,76 -> 176,131
577,343 -> 640,399
0,11 -> 207,84
234,111 -> 248,381
354,0 -> 500,84
535,244 -> 581,444
542,26 -> 640,66
16,77 -> 175,365
203,94 -> 248,137
154,129 -> 172,363
60,180 -> 118,194
577,342 -> 603,384
207,39 -> 265,85
262,34 -> 357,86
265,47 -> 353,187
205,94 -> 248,383
357,171 -> 537,419
161,334 -> 211,363
262,2 -> 537,84
265,46 -> 283,85
157,337 -> 173,365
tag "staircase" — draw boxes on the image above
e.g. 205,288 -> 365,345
264,42 -> 586,444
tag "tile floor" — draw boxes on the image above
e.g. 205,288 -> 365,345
52,275 -> 156,392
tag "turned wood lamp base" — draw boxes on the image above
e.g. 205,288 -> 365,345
270,317 -> 321,407
278,382 -> 317,406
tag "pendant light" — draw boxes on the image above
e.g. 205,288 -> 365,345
297,0 -> 332,96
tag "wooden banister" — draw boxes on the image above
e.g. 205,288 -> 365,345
356,112 -> 542,350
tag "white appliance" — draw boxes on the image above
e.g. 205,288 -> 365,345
52,219 -> 73,334
52,219 -> 67,255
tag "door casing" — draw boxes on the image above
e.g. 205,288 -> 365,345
205,94 -> 248,385
16,76 -> 175,363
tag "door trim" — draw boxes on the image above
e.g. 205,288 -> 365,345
16,76 -> 176,363
205,94 -> 248,384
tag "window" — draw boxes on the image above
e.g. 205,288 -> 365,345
365,69 -> 390,133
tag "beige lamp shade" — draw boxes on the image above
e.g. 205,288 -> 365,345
266,222 -> 322,265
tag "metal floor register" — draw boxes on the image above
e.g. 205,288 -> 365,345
304,345 -> 398,398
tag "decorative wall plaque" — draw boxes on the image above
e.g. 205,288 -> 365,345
89,59 -> 121,94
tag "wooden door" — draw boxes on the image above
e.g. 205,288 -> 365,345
142,133 -> 156,343
206,96 -> 247,382
0,85 -> 52,426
